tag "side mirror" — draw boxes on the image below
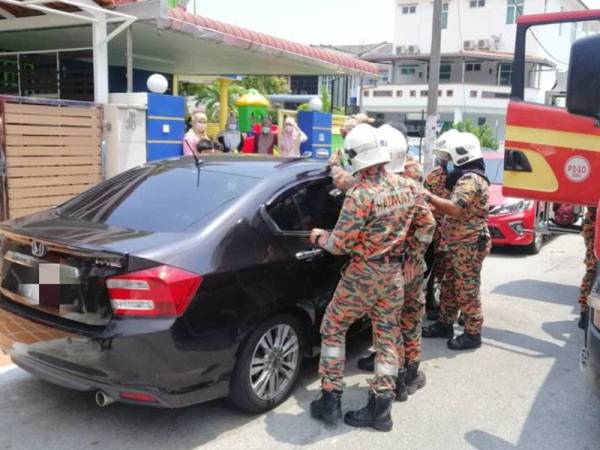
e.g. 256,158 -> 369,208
567,34 -> 600,119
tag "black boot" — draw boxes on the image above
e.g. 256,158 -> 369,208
447,332 -> 482,351
395,368 -> 408,402
405,362 -> 426,395
344,392 -> 394,432
579,310 -> 589,330
357,352 -> 375,372
310,389 -> 342,426
422,321 -> 454,339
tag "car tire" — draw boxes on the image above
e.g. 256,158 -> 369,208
229,314 -> 305,413
525,229 -> 543,255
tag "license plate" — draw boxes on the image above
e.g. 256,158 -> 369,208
4,251 -> 80,306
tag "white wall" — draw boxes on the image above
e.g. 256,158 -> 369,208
393,0 -> 586,59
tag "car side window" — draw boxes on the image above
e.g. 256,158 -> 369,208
267,179 -> 344,232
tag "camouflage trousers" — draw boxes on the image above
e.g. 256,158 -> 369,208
439,241 -> 490,335
319,259 -> 404,396
401,273 -> 426,364
580,220 -> 597,311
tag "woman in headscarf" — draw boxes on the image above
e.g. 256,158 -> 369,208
183,110 -> 209,156
278,116 -> 307,157
256,116 -> 278,155
218,116 -> 244,153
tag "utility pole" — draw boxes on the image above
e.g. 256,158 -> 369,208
423,0 -> 442,174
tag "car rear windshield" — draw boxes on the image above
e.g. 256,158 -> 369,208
485,158 -> 504,185
58,164 -> 260,233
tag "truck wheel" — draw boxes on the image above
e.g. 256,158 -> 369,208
229,314 -> 304,413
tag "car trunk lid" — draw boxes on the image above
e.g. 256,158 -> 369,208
0,224 -> 128,327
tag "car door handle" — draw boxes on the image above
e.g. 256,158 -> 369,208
295,248 -> 324,261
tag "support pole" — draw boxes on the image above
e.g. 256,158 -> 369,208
423,0 -> 442,174
92,15 -> 109,104
126,26 -> 133,93
218,78 -> 232,130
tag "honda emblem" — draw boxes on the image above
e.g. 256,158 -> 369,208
31,241 -> 47,258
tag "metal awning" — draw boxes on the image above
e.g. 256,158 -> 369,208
0,0 -> 378,77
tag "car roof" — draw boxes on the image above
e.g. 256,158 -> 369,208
146,154 -> 329,180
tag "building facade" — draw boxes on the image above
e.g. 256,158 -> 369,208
362,0 -> 594,145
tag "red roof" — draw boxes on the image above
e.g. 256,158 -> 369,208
166,7 -> 378,76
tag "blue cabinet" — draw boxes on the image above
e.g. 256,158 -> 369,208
298,111 -> 332,160
146,93 -> 185,161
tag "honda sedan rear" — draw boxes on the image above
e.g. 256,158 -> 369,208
0,155 -> 346,412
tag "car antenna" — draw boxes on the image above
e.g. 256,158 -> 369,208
191,152 -> 204,168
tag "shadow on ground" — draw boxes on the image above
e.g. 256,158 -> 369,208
492,279 -> 579,308
464,319 -> 600,450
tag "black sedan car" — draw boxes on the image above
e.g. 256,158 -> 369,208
0,155 -> 351,412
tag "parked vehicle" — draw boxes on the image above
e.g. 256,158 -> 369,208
485,151 -> 548,254
0,155 -> 358,411
502,10 -> 600,395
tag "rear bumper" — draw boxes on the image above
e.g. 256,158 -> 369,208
11,352 -> 228,408
582,306 -> 600,398
488,210 -> 536,247
0,299 -> 236,408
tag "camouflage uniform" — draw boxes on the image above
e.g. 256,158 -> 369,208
400,162 -> 435,365
580,207 -> 598,312
319,170 -> 433,395
423,167 -> 451,309
438,173 -> 490,335
330,164 -> 435,367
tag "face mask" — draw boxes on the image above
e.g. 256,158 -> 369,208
228,124 -> 237,131
262,126 -> 271,135
446,161 -> 455,174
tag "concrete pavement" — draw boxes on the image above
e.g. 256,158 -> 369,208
0,234 -> 599,450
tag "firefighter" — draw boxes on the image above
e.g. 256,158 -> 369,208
579,207 -> 598,329
422,130 -> 491,351
309,124 -> 432,432
355,125 -> 435,402
423,152 -> 452,320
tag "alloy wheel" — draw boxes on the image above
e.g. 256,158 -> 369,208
249,324 -> 300,401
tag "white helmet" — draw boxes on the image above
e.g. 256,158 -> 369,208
344,123 -> 391,174
378,124 -> 408,174
434,130 -> 482,166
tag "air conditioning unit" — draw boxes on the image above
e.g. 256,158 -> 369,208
395,45 -> 408,55
478,39 -> 492,50
463,40 -> 477,51
407,45 -> 420,55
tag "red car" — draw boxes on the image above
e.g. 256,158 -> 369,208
484,151 -> 545,254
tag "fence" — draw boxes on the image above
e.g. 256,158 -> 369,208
0,97 -> 102,220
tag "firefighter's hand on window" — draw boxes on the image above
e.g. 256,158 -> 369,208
310,228 -> 328,246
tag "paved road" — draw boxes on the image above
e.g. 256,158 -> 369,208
1,234 -> 599,450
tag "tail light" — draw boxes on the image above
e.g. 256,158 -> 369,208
106,265 -> 202,318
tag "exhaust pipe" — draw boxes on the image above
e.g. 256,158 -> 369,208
95,391 -> 115,407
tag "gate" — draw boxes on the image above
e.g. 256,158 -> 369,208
0,97 -> 102,220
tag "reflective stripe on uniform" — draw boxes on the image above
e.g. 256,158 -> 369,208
375,361 -> 398,377
321,344 -> 345,359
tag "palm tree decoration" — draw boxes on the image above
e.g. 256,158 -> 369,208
193,82 -> 248,121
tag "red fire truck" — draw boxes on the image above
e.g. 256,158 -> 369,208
503,9 -> 600,394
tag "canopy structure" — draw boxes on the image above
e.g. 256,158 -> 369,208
0,0 -> 378,107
